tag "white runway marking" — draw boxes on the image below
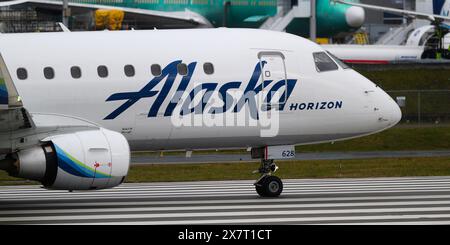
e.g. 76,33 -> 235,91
2,177 -> 450,224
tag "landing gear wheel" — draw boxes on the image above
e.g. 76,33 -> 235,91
255,175 -> 283,197
255,184 -> 266,196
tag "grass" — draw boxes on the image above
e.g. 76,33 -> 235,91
297,124 -> 450,152
125,157 -> 450,183
131,125 -> 450,156
358,69 -> 450,90
0,175 -> 38,186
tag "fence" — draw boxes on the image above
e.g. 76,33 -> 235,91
387,90 -> 450,124
0,8 -> 61,33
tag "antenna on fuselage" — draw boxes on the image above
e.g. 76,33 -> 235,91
57,22 -> 71,32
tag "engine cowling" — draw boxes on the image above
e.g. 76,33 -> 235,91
7,128 -> 130,190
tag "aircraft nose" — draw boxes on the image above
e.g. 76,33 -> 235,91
345,6 -> 365,28
388,97 -> 402,126
380,91 -> 402,127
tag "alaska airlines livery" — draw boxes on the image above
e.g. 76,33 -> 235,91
0,28 -> 401,197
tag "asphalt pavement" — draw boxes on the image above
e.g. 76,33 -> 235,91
2,177 -> 450,224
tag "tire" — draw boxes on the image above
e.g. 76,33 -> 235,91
255,184 -> 267,197
255,176 -> 283,197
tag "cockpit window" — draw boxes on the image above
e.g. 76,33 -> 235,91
326,51 -> 350,69
313,52 -> 339,72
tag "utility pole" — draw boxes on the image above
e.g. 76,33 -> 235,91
310,0 -> 316,42
62,0 -> 69,27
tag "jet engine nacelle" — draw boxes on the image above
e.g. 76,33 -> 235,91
9,128 -> 130,190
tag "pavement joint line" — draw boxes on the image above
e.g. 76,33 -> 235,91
15,213 -> 450,225
3,186 -> 450,198
4,207 -> 450,222
3,200 -> 450,215
4,194 -> 450,208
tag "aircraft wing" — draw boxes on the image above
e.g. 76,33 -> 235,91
0,0 -> 212,29
336,0 -> 450,23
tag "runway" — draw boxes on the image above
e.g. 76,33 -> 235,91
2,176 -> 450,224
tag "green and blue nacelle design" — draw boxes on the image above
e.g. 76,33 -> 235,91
47,128 -> 130,190
0,78 -> 8,107
36,128 -> 130,190
54,144 -> 112,179
4,128 -> 130,191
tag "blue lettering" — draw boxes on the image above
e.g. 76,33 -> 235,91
104,60 -> 181,120
164,62 -> 197,116
327,102 -> 335,109
209,81 -> 242,114
105,60 -> 298,120
233,61 -> 272,119
264,79 -> 297,111
289,101 -> 343,111
180,83 -> 218,115
289,103 -> 298,111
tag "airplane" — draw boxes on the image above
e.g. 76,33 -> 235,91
0,0 -> 365,38
0,28 -> 401,197
330,0 -> 450,62
335,0 -> 450,24
322,44 -> 426,64
333,0 -> 450,57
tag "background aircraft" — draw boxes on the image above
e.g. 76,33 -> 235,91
324,0 -> 450,63
337,1 -> 450,49
0,0 -> 365,38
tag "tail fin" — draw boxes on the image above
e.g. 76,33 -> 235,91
0,53 -> 22,109
433,0 -> 446,15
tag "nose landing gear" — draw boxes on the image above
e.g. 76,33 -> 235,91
254,159 -> 283,197
250,145 -> 295,197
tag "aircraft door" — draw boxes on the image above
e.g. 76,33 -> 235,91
258,52 -> 288,110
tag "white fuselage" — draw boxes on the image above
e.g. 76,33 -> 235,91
0,29 -> 401,151
323,44 -> 425,64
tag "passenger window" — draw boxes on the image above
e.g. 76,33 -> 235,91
124,65 -> 135,77
151,64 -> 161,77
313,52 -> 339,72
327,51 -> 350,69
203,62 -> 214,75
97,65 -> 108,78
177,63 -> 188,76
17,68 -> 27,80
71,66 -> 82,79
43,67 -> 55,79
